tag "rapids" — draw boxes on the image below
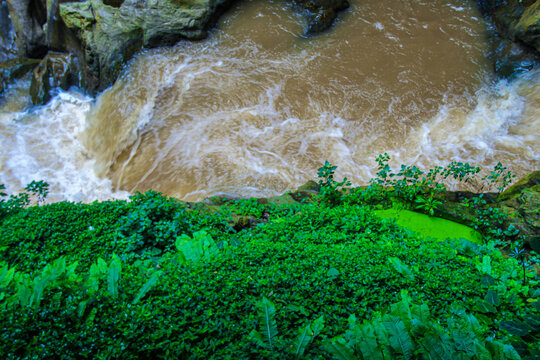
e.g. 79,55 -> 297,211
0,0 -> 539,202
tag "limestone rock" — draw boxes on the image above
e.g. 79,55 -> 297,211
518,186 -> 540,232
499,170 -> 540,201
290,180 -> 320,201
5,0 -> 48,58
294,0 -> 349,34
0,57 -> 40,95
482,0 -> 540,54
258,193 -> 297,205
5,0 -> 81,58
59,0 -> 235,93
29,52 -> 80,105
476,0 -> 539,77
0,1 -> 17,62
510,1 -> 540,53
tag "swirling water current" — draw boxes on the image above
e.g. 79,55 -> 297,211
0,0 -> 538,202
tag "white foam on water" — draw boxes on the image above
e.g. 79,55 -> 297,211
373,69 -> 540,189
0,90 -> 129,202
0,0 -> 538,202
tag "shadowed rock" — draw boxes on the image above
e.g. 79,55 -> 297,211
30,51 -> 80,105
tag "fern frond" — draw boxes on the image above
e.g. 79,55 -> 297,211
419,334 -> 453,360
372,315 -> 393,359
383,316 -> 414,359
293,315 -> 324,358
294,323 -> 312,358
255,296 -> 277,348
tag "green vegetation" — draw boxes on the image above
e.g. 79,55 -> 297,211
0,157 -> 538,359
373,208 -> 482,244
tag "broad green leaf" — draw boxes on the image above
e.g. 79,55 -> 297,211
294,322 -> 312,358
411,303 -> 430,326
107,254 -> 122,298
475,300 -> 496,314
358,322 -> 384,360
0,265 -> 15,289
324,337 -> 355,360
372,315 -> 392,359
388,257 -> 415,281
390,297 -> 413,330
476,256 -> 492,276
175,231 -> 219,266
474,342 -> 492,360
502,344 -> 521,360
30,276 -> 51,308
132,270 -> 163,304
484,289 -> 499,307
500,320 -> 533,336
311,316 -> 325,337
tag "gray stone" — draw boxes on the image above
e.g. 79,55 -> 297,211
29,51 -> 79,105
0,57 -> 40,95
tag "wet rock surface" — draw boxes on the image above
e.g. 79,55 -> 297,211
29,51 -> 80,105
0,0 -> 349,99
0,57 -> 40,95
293,0 -> 349,34
477,0 -> 540,77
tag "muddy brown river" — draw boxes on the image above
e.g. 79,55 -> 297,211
0,0 -> 538,201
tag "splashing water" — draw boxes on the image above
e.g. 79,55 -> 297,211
0,0 -> 538,202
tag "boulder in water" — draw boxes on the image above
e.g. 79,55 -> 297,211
476,0 -> 539,77
0,57 -> 40,95
29,51 -> 80,105
509,0 -> 540,53
294,0 -> 349,34
59,0 -> 235,94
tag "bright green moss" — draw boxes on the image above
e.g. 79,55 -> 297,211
374,208 -> 483,244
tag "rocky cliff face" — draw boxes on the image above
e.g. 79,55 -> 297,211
59,0 -> 237,94
1,0 -> 538,104
478,0 -> 540,76
0,0 -> 349,102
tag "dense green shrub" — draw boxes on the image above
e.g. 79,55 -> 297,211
0,159 -> 537,359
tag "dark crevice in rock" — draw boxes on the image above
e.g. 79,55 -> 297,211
476,0 -> 540,78
103,0 -> 125,8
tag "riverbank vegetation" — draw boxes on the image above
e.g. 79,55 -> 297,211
0,157 -> 538,359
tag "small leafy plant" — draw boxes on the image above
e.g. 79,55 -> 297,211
414,191 -> 442,216
24,180 -> 49,204
249,296 -> 325,358
481,162 -> 517,193
317,161 -> 351,206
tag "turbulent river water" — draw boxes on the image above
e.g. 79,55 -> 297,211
0,0 -> 539,202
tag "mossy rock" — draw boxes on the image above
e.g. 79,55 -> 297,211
257,193 -> 297,206
519,186 -> 540,231
511,0 -> 540,53
290,180 -> 320,202
0,57 -> 40,95
499,170 -> 540,201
